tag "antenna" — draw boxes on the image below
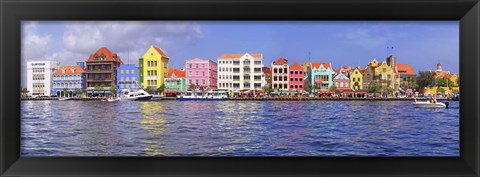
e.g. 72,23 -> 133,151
391,46 -> 394,55
128,46 -> 130,64
387,46 -> 389,56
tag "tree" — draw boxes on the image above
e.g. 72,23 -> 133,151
189,84 -> 196,90
62,88 -> 70,97
417,71 -> 435,89
367,82 -> 379,93
381,87 -> 394,97
329,85 -> 336,91
157,84 -> 165,95
21,88 -> 29,97
437,87 -> 446,95
109,82 -> 118,97
262,83 -> 274,94
94,85 -> 103,96
304,81 -> 313,93
145,86 -> 156,94
74,88 -> 83,97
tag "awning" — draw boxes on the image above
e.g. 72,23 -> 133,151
165,90 -> 181,94
355,90 -> 368,94
315,81 -> 323,84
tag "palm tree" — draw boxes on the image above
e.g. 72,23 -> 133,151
109,82 -> 118,97
21,88 -> 29,97
73,88 -> 83,97
157,84 -> 165,96
189,84 -> 196,91
94,85 -> 103,97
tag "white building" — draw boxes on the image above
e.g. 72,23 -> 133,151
26,61 -> 59,96
217,53 -> 263,91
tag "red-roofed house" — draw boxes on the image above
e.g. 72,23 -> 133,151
311,62 -> 334,92
164,68 -> 187,96
53,63 -> 86,97
289,62 -> 304,91
271,57 -> 289,91
85,47 -> 124,96
397,63 -> 417,89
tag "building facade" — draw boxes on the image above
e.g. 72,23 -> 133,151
52,63 -> 85,97
333,73 -> 350,90
117,64 -> 139,95
363,58 -> 379,88
311,62 -> 333,91
271,57 -> 289,90
397,63 -> 416,89
140,45 -> 169,89
164,68 -> 186,96
85,47 -> 124,96
186,58 -> 218,90
288,62 -> 304,91
350,67 -> 364,90
217,53 -> 263,91
26,61 -> 59,96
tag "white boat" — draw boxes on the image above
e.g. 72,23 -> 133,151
412,98 -> 449,108
176,90 -> 228,100
107,97 -> 120,102
119,89 -> 153,101
58,97 -> 70,101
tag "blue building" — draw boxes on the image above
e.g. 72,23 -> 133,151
311,62 -> 333,92
52,62 -> 86,97
117,64 -> 139,95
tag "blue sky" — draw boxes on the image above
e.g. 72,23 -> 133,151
21,21 -> 459,87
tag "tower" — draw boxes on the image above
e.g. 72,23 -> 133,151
436,62 -> 442,72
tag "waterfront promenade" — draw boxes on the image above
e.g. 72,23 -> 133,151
21,97 -> 453,101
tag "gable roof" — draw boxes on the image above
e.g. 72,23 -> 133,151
273,57 -> 288,65
86,47 -> 124,64
333,73 -> 350,80
167,68 -> 186,78
218,53 -> 262,59
397,64 -> 416,75
311,62 -> 331,69
153,46 -> 169,58
54,65 -> 85,75
289,62 -> 303,70
262,67 -> 271,75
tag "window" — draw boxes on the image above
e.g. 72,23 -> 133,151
121,70 -> 124,74
202,80 -> 205,85
121,77 -> 124,81
189,64 -> 192,68
126,70 -> 130,74
290,71 -> 293,74
196,71 -> 199,76
383,68 -> 386,73
196,64 -> 199,68
290,85 -> 294,88
284,76 -> 287,81
202,72 -> 206,76
189,71 -> 192,76
300,78 -> 303,81
202,64 -> 206,68
290,78 -> 293,82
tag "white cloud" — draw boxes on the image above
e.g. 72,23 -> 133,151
336,26 -> 407,50
21,21 -> 53,60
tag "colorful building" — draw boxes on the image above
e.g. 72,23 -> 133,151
52,63 -> 86,97
117,64 -> 139,95
271,57 -> 289,90
217,53 -> 263,91
139,45 -> 169,89
363,58 -> 379,88
288,62 -> 304,91
397,63 -> 416,89
311,62 -> 333,91
186,58 -> 218,90
26,61 -> 59,96
85,47 -> 124,96
333,72 -> 350,91
350,67 -> 364,90
164,68 -> 186,96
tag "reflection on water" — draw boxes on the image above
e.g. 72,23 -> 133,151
21,100 -> 459,156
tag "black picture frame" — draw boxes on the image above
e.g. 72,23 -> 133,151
1,0 -> 479,176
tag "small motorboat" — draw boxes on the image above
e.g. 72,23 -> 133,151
58,97 -> 70,101
119,89 -> 153,101
412,98 -> 449,108
107,97 -> 119,102
176,90 -> 228,100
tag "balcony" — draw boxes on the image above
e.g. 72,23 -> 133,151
145,76 -> 159,80
87,78 -> 112,82
86,69 -> 112,73
233,71 -> 240,73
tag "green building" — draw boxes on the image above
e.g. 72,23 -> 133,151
164,68 -> 186,97
138,58 -> 144,88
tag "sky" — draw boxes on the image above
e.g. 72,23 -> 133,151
21,21 -> 459,87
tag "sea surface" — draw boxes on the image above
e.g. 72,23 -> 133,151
21,100 -> 459,156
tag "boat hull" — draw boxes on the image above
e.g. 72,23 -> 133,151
120,95 -> 153,101
176,97 -> 227,101
412,102 -> 446,108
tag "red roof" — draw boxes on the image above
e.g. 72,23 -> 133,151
289,62 -> 303,70
262,67 -> 271,75
167,68 -> 186,78
273,57 -> 288,65
397,64 -> 416,75
54,65 -> 85,75
153,46 -> 169,58
86,47 -> 124,64
311,62 -> 331,69
218,53 -> 262,59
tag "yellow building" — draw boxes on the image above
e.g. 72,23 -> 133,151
350,67 -> 364,90
141,45 -> 169,89
374,61 -> 398,88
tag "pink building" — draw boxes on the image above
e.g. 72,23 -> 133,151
289,62 -> 304,91
185,58 -> 218,90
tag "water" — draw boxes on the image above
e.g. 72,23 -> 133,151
21,100 -> 459,156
